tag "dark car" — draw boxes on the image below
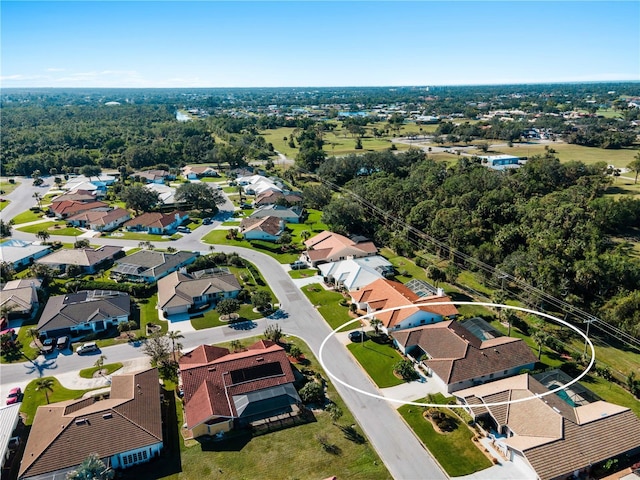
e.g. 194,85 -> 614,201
348,330 -> 367,343
56,336 -> 70,350
202,217 -> 212,225
41,338 -> 56,355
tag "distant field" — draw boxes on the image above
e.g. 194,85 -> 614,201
492,142 -> 639,169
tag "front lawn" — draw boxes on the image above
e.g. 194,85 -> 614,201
20,377 -> 96,425
201,229 -> 300,264
104,231 -> 177,242
16,221 -> 83,236
0,199 -> 9,211
302,284 -> 352,331
398,396 -> 493,477
0,179 -> 21,195
190,304 -> 264,330
347,339 -> 405,388
289,268 -> 319,279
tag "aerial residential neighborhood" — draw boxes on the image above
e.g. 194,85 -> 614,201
1,61 -> 640,480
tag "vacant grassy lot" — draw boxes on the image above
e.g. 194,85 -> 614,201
104,231 -> 177,242
398,398 -> 492,477
159,335 -> 391,480
11,209 -> 45,224
493,142 -> 639,169
347,339 -> 405,388
201,229 -> 301,264
302,283 -> 352,331
20,377 -> 95,425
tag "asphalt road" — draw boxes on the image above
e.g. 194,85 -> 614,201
1,180 -> 447,480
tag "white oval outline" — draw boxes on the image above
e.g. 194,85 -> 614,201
318,302 -> 595,408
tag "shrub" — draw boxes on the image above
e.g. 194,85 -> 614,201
394,359 -> 419,381
299,381 -> 324,404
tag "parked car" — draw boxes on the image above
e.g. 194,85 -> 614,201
177,226 -> 191,233
240,203 -> 252,210
56,336 -> 69,350
348,330 -> 367,343
41,338 -> 56,355
202,217 -> 212,225
290,260 -> 307,270
6,387 -> 22,405
76,342 -> 99,355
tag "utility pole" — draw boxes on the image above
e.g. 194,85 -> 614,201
583,317 -> 596,356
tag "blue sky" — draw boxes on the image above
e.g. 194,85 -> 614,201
2,1 -> 639,88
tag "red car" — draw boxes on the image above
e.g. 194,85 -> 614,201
6,387 -> 21,405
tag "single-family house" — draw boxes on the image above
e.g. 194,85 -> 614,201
319,255 -> 394,290
66,208 -> 131,232
51,189 -> 97,204
49,200 -> 109,219
157,270 -> 241,316
0,239 -> 52,269
236,175 -> 283,196
37,290 -> 130,338
123,210 -> 188,235
249,205 -> 303,224
392,319 -> 537,393
179,340 -> 301,439
35,246 -> 124,274
455,373 -> 640,480
63,174 -> 115,195
350,278 -> 458,334
111,250 -> 198,283
240,216 -> 285,242
59,180 -> 103,196
182,165 -> 219,179
304,231 -> 378,267
136,169 -> 174,184
254,190 -> 303,207
19,368 -> 163,480
0,278 -> 41,317
144,183 -> 177,205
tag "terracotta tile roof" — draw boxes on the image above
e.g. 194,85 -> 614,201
180,345 -> 230,369
50,200 -> 109,216
393,321 -> 537,386
351,279 -> 458,329
456,373 -> 640,480
19,369 -> 162,479
179,341 -> 297,429
305,231 -> 377,264
124,211 -> 187,229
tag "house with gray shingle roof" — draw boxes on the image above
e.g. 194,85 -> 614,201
392,319 -> 537,393
19,369 -> 163,480
179,340 -> 301,439
111,250 -> 198,283
158,270 -> 241,317
455,373 -> 640,480
35,246 -> 124,274
248,204 -> 304,224
37,290 -> 130,338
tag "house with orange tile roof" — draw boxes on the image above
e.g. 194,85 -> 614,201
349,278 -> 457,333
19,369 -> 163,480
66,207 -> 131,232
124,210 -> 188,235
304,230 -> 378,267
392,319 -> 537,392
49,200 -> 109,219
455,373 -> 640,480
179,340 -> 301,439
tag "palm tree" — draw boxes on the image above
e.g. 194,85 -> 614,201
66,453 -> 114,480
532,330 -> 548,360
35,377 -> 55,404
300,230 -> 311,244
166,330 -> 184,360
27,328 -> 40,346
94,355 -> 107,373
35,230 -> 50,243
628,153 -> 640,184
230,339 -> 243,353
32,191 -> 43,210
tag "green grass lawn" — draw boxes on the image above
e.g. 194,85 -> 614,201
201,229 -> 301,264
605,177 -> 640,199
167,335 -> 391,480
190,304 -> 264,330
301,283 -> 353,331
347,339 -> 405,388
0,179 -> 21,195
398,397 -> 493,477
0,199 -> 9,211
104,231 -> 177,242
79,362 -> 123,378
19,377 -> 96,425
11,209 -> 45,224
16,221 -> 83,236
288,268 -> 319,279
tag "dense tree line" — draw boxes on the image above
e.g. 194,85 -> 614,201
316,149 -> 640,336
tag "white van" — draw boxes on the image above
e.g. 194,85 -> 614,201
76,342 -> 99,355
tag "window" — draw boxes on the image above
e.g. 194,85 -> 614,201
133,453 -> 138,462
128,455 -> 133,464
142,450 -> 148,460
122,456 -> 128,465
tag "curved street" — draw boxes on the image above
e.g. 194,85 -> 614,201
1,178 -> 447,480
